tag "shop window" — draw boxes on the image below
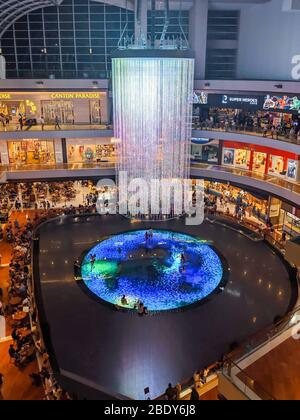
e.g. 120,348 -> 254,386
252,152 -> 267,174
223,148 -> 235,166
67,143 -> 115,163
41,100 -> 74,124
287,160 -> 298,179
268,155 -> 286,177
234,149 -> 250,169
8,140 -> 56,166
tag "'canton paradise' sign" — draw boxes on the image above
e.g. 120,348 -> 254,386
50,92 -> 104,100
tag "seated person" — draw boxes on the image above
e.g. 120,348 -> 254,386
137,302 -> 145,316
121,295 -> 128,306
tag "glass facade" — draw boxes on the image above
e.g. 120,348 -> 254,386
0,0 -> 134,79
205,10 -> 239,80
147,9 -> 189,41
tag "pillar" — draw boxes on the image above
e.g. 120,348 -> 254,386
189,0 -> 208,80
61,138 -> 67,164
135,0 -> 148,41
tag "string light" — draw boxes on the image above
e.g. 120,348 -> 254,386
112,55 -> 194,219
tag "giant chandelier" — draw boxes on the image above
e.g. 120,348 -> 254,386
112,33 -> 194,220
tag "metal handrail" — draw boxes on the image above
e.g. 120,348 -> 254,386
192,123 -> 300,147
222,357 -> 276,401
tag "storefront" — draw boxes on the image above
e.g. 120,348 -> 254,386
191,139 -> 220,164
7,140 -> 56,165
204,180 -> 269,221
0,91 -> 108,125
66,138 -> 116,164
41,100 -> 74,124
222,141 -> 300,181
193,92 -> 300,133
276,202 -> 300,238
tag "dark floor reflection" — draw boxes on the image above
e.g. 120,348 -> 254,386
38,216 -> 294,400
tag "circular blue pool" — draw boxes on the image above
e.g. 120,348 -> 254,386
80,230 -> 224,311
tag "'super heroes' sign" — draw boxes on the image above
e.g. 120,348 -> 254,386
263,95 -> 300,114
194,93 -> 262,110
221,95 -> 258,106
50,92 -> 104,100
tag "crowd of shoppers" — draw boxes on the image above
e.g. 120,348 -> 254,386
193,108 -> 300,143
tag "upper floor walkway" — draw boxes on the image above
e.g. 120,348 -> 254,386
0,161 -> 299,207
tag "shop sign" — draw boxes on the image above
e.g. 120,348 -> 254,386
50,92 -> 103,100
202,94 -> 262,109
50,92 -> 102,100
0,93 -> 11,99
269,203 -> 280,218
221,95 -> 258,106
263,95 -> 300,114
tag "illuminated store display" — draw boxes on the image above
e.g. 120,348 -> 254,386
268,155 -> 285,176
191,141 -> 219,164
223,148 -> 235,166
41,100 -> 74,125
112,51 -> 194,218
287,160 -> 298,180
253,152 -> 267,174
222,141 -> 300,180
0,91 -> 108,125
8,140 -> 55,165
67,142 -> 116,163
81,230 -> 224,311
234,149 -> 251,169
263,95 -> 300,114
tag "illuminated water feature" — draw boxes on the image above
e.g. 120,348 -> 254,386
81,230 -> 224,311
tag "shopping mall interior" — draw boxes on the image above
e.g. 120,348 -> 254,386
0,0 -> 300,402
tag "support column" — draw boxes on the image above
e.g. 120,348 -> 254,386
189,0 -> 208,80
61,138 -> 67,164
135,0 -> 148,40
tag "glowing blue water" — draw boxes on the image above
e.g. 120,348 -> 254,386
81,230 -> 224,311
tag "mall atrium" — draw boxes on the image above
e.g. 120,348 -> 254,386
0,0 -> 299,402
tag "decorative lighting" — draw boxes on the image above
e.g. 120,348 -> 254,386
112,50 -> 194,220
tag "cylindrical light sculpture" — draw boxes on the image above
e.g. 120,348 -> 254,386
112,50 -> 194,219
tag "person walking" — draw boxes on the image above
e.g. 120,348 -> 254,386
54,115 -> 61,130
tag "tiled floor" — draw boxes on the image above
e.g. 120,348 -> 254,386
240,337 -> 300,400
37,215 -> 295,400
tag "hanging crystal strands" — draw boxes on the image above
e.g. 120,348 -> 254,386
112,50 -> 194,220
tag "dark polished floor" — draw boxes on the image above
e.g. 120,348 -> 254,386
37,215 -> 295,400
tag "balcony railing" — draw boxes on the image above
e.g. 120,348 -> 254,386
0,123 -> 112,132
191,163 -> 300,196
0,162 -> 115,172
192,123 -> 300,146
222,301 -> 300,400
0,161 -> 300,203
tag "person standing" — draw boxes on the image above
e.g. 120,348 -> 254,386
40,115 -> 45,131
190,386 -> 200,401
18,114 -> 23,131
0,373 -> 4,400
